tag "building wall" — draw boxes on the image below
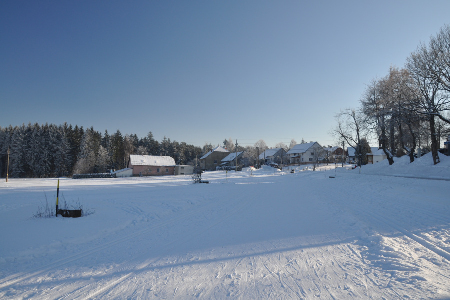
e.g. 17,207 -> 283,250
174,165 -> 194,175
289,144 -> 323,164
263,149 -> 286,164
132,165 -> 175,176
200,151 -> 230,170
114,168 -> 133,177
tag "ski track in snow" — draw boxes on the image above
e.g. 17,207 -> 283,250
1,161 -> 450,299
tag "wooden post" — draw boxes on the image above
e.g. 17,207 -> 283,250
56,179 -> 60,217
6,147 -> 10,182
235,140 -> 238,172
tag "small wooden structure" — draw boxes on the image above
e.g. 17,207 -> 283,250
192,167 -> 209,184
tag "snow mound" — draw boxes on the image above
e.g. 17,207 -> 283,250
358,153 -> 450,180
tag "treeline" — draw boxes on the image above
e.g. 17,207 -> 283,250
334,24 -> 450,165
0,123 -> 203,178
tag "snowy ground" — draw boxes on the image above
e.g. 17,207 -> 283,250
1,153 -> 450,299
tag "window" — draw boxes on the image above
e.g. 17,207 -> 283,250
181,166 -> 184,170
166,168 -> 169,173
157,168 -> 160,173
309,158 -> 313,161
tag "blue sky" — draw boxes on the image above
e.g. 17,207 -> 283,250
1,1 -> 449,148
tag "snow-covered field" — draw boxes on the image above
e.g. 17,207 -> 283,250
1,153 -> 450,299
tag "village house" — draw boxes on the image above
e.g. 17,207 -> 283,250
128,155 -> 176,176
347,147 -> 387,164
174,165 -> 195,175
323,146 -> 344,163
220,151 -> 244,170
199,146 -> 230,171
347,147 -> 357,163
445,135 -> 450,155
258,148 -> 286,165
367,147 -> 388,164
286,142 -> 323,164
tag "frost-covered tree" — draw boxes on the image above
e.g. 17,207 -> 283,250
223,138 -> 235,152
289,139 -> 297,150
52,125 -> 71,177
96,145 -> 110,173
136,145 -> 148,155
254,139 -> 268,152
9,125 -> 26,177
123,135 -> 136,167
202,143 -> 213,155
73,129 -> 97,174
110,130 -> 125,170
275,142 -> 289,152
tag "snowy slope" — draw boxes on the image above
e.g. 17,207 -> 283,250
356,152 -> 450,180
0,157 -> 450,299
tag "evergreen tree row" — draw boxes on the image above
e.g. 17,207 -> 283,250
0,123 -> 202,178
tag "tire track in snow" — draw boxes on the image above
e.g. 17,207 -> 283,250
0,197 -> 225,292
321,194 -> 406,298
59,189 -> 257,299
358,208 -> 450,262
350,206 -> 450,294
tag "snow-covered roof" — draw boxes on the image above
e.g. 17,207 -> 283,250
286,142 -> 319,155
222,151 -> 244,162
200,146 -> 229,159
323,146 -> 339,153
259,148 -> 282,159
369,147 -> 386,156
347,147 -> 356,156
347,147 -> 386,157
129,155 -> 175,166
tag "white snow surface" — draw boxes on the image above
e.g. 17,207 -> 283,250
1,153 -> 450,299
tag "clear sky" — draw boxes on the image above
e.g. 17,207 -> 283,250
1,1 -> 449,148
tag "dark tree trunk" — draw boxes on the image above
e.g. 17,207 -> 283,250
429,115 -> 440,165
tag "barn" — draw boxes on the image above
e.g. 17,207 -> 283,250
128,155 -> 176,176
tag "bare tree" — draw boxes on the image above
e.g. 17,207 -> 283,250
426,24 -> 450,95
406,47 -> 450,164
333,109 -> 369,166
361,68 -> 423,164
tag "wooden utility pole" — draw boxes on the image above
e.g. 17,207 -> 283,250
235,139 -> 238,172
6,147 -> 10,182
256,147 -> 259,169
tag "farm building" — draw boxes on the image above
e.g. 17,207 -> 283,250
259,148 -> 286,165
128,155 -> 176,176
199,146 -> 230,171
